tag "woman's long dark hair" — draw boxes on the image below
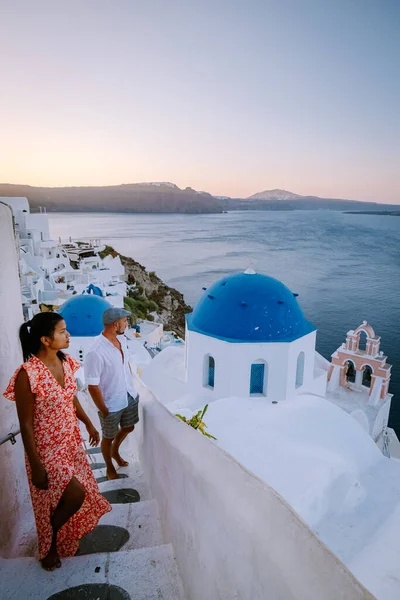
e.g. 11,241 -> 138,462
19,312 -> 67,362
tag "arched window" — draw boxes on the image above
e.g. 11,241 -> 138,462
250,360 -> 268,395
358,331 -> 367,352
203,355 -> 215,389
362,365 -> 373,388
296,352 -> 305,388
345,360 -> 356,383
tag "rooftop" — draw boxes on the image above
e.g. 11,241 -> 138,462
187,271 -> 315,343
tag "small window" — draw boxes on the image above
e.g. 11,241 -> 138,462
203,354 -> 215,389
250,362 -> 267,395
296,352 -> 305,388
208,356 -> 215,388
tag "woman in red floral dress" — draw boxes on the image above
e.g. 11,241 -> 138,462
4,312 -> 111,571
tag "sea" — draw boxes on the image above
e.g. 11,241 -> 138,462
48,210 -> 400,432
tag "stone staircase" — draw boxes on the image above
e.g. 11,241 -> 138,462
0,445 -> 186,600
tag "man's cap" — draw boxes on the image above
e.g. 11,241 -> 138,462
103,307 -> 131,325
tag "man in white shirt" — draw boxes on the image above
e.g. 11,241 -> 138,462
85,307 -> 139,480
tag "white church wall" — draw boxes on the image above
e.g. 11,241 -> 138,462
328,364 -> 341,391
368,377 -> 383,407
186,329 -> 318,402
371,400 -> 391,442
186,330 -> 228,397
311,368 -> 329,396
287,330 -> 317,394
135,378 -> 374,600
0,202 -> 31,557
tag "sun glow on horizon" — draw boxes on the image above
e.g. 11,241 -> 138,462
0,1 -> 399,204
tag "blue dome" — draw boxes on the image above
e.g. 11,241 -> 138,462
186,271 -> 315,343
58,295 -> 112,337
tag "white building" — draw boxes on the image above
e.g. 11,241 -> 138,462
185,268 -> 326,401
140,269 -> 400,599
0,197 -> 130,316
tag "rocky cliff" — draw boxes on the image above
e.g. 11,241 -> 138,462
99,245 -> 191,338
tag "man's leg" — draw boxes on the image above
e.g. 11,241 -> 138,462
101,437 -> 119,480
98,410 -> 121,480
112,425 -> 134,467
112,394 -> 139,467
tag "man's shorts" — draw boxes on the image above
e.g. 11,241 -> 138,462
98,393 -> 139,439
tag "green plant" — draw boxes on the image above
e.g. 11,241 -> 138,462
123,298 -> 137,324
175,405 -> 216,440
124,295 -> 159,322
147,300 -> 158,312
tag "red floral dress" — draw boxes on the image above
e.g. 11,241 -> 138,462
4,354 -> 111,559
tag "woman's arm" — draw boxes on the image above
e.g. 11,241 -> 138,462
73,396 -> 100,447
14,369 -> 48,489
73,395 -> 92,427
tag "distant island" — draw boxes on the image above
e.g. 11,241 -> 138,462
0,182 -> 398,214
344,210 -> 400,216
227,188 -> 399,212
0,182 -> 223,214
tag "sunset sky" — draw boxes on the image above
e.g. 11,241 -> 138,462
0,0 -> 399,203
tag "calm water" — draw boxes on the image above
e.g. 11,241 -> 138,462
48,210 -> 400,432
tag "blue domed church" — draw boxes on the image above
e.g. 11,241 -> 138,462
58,294 -> 112,366
58,294 -> 112,337
185,270 -> 324,401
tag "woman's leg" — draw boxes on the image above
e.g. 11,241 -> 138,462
41,477 -> 86,571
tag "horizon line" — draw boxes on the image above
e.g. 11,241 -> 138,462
1,181 -> 398,205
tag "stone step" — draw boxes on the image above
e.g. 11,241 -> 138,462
18,497 -> 163,558
96,473 -> 128,485
0,545 -> 186,600
90,462 -> 106,470
97,500 -> 163,551
77,525 -> 129,556
86,447 -> 102,455
101,487 -> 141,504
96,463 -> 151,502
7,459 -> 151,559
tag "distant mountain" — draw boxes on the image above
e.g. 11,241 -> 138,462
0,182 -> 223,214
247,189 -> 304,201
1,182 -> 397,214
222,190 -> 398,212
